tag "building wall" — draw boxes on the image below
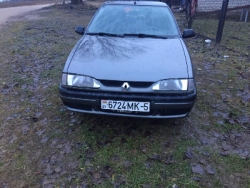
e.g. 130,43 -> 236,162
197,0 -> 250,12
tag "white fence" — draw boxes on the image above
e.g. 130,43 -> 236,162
197,0 -> 250,12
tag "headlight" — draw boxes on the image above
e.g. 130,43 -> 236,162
152,79 -> 194,91
61,73 -> 100,88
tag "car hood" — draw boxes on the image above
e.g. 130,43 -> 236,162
66,35 -> 190,82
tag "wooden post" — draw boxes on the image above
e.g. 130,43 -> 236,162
245,8 -> 249,22
216,0 -> 229,44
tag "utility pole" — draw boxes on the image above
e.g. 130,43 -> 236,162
216,0 -> 229,44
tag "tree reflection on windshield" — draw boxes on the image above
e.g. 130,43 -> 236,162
87,4 -> 179,36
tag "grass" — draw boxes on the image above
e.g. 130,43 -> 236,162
192,15 -> 250,53
0,2 -> 249,188
184,12 -> 250,131
77,122 -> 199,187
211,154 -> 250,187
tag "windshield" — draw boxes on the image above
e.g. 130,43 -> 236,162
87,4 -> 179,37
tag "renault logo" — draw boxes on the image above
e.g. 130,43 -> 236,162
122,82 -> 130,90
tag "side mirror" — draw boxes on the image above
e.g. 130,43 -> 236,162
182,29 -> 196,38
75,26 -> 85,35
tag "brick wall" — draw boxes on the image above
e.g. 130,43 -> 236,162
197,0 -> 250,12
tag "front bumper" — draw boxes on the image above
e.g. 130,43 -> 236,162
59,84 -> 196,118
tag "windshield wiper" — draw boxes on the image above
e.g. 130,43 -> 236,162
123,33 -> 167,39
86,32 -> 167,39
87,32 -> 124,37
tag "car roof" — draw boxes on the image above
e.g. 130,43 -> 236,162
104,1 -> 168,6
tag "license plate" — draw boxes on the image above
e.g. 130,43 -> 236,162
101,100 -> 150,112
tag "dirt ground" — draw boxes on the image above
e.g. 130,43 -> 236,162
0,0 -> 61,8
0,4 -> 53,26
0,1 -> 249,187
